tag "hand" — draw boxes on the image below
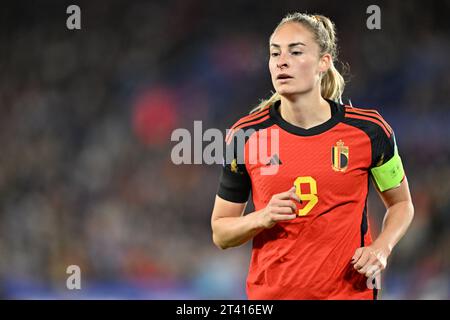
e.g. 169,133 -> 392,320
258,186 -> 301,229
351,242 -> 391,278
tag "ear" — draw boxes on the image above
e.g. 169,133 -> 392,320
318,53 -> 332,73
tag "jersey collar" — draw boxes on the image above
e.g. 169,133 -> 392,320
269,99 -> 344,136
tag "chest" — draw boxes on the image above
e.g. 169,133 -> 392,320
245,125 -> 372,207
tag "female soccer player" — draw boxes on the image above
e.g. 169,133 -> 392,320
211,13 -> 414,300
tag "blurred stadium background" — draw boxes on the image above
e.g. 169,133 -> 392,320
0,0 -> 449,299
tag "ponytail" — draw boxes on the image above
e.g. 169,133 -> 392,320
321,62 -> 345,102
250,92 -> 281,114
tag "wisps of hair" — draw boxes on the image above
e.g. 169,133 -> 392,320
252,12 -> 347,113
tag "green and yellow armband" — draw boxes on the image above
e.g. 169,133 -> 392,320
370,147 -> 405,192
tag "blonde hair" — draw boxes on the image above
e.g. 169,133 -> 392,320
252,12 -> 346,113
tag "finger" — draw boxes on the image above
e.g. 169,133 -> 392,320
353,250 -> 370,270
271,199 -> 297,212
272,206 -> 297,215
360,251 -> 387,275
359,255 -> 378,274
290,191 -> 301,203
351,248 -> 363,264
365,266 -> 379,278
372,265 -> 383,278
271,213 -> 297,221
274,187 -> 297,200
364,263 -> 382,278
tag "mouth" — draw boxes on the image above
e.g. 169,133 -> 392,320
276,74 -> 293,81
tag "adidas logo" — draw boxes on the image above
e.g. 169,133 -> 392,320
265,154 -> 282,166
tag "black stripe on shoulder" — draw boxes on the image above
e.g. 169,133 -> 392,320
230,116 -> 275,142
345,111 -> 392,136
225,116 -> 275,162
249,105 -> 270,116
231,111 -> 270,130
347,107 -> 381,117
342,117 -> 392,168
230,107 -> 270,130
225,116 -> 275,169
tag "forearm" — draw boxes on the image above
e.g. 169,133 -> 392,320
373,200 -> 414,252
212,210 -> 264,249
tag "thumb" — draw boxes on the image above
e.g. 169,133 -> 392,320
275,186 -> 297,200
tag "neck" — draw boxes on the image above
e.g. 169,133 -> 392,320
279,90 -> 331,129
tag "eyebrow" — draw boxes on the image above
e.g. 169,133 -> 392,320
270,42 -> 306,48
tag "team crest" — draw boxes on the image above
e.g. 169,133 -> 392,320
332,140 -> 349,172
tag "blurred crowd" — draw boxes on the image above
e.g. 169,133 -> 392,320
0,0 -> 449,299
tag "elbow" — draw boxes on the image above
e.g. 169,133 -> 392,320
408,201 -> 415,221
212,232 -> 230,250
395,200 -> 415,225
211,219 -> 231,250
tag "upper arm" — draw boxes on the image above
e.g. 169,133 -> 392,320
364,111 -> 412,208
216,127 -> 252,203
369,114 -> 405,193
211,196 -> 247,223
212,126 -> 252,223
374,176 -> 412,209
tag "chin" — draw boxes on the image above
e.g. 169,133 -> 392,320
275,86 -> 292,95
276,85 -> 313,98
276,88 -> 300,97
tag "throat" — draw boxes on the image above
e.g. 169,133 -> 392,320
280,99 -> 332,129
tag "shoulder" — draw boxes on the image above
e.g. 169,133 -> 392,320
342,104 -> 393,139
225,105 -> 273,144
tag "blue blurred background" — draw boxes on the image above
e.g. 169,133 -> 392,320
0,0 -> 449,299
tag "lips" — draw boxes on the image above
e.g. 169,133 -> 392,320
277,74 -> 293,80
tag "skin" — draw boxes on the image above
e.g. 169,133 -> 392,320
351,178 -> 414,278
211,21 -> 414,281
269,22 -> 332,130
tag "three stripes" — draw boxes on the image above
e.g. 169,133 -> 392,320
225,105 -> 271,144
224,104 -> 393,145
344,106 -> 393,138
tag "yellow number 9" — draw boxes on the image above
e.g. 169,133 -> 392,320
294,176 -> 318,216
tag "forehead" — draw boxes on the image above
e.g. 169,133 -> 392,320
270,22 -> 314,46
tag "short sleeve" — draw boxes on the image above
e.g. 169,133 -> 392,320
216,131 -> 251,203
370,126 -> 405,192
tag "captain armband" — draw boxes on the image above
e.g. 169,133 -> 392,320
370,147 -> 405,192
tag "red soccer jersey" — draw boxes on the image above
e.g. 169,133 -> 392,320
217,99 -> 405,300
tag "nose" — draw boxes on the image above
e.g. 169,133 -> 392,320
276,54 -> 288,69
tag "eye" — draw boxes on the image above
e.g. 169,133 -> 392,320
270,52 -> 280,57
291,51 -> 303,56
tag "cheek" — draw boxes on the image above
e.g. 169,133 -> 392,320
269,63 -> 280,87
268,60 -> 277,77
296,58 -> 318,74
294,61 -> 321,86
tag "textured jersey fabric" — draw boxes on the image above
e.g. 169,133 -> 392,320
217,99 -> 404,300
